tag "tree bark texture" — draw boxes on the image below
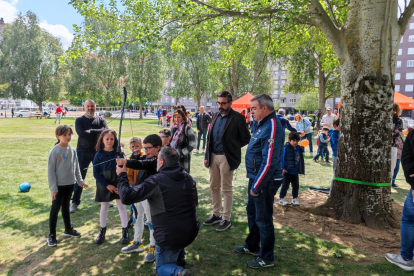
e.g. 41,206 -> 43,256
311,0 -> 402,228
316,62 -> 326,130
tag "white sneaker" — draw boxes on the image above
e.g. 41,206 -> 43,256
109,201 -> 114,207
385,253 -> 414,271
310,152 -> 313,157
292,198 -> 300,206
202,149 -> 205,153
194,149 -> 199,153
279,198 -> 288,206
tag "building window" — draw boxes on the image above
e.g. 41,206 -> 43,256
275,80 -> 279,85
401,37 -> 404,43
281,98 -> 286,103
289,98 -> 296,103
410,23 -> 414,30
408,73 -> 414,79
281,80 -> 286,85
395,85 -> 400,91
397,61 -> 402,68
396,73 -> 401,80
182,98 -> 186,103
165,98 -> 168,102
189,98 -> 193,103
410,35 -> 414,42
399,49 -> 402,55
409,48 -> 414,55
406,85 -> 414,92
171,98 -> 175,103
408,60 -> 414,67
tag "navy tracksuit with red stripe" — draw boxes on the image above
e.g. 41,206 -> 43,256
244,112 -> 284,262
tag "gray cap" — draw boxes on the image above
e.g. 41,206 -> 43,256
326,107 -> 332,110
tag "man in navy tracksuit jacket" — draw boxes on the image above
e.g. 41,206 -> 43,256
235,94 -> 284,269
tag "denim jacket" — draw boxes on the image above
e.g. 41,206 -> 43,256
295,118 -> 312,134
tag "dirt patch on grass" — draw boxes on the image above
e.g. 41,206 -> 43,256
274,192 -> 402,260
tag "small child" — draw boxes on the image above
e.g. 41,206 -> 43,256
279,132 -> 305,206
328,119 -> 340,196
313,126 -> 330,163
93,130 -> 129,245
121,137 -> 153,255
47,125 -> 88,246
118,134 -> 160,263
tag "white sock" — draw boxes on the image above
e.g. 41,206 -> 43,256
100,202 -> 110,228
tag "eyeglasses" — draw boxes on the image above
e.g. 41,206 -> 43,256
216,101 -> 230,106
143,147 -> 154,151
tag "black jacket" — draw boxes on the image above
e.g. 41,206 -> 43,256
283,142 -> 305,175
118,163 -> 199,250
196,112 -> 211,130
126,156 -> 158,185
75,115 -> 108,152
205,109 -> 251,171
402,130 -> 414,190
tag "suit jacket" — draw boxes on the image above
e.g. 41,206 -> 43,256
196,112 -> 211,130
205,109 -> 251,171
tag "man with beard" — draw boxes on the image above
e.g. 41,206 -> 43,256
203,91 -> 251,231
70,99 -> 108,213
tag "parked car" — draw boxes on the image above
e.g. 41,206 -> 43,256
15,110 -> 33,118
67,108 -> 77,111
99,111 -> 113,117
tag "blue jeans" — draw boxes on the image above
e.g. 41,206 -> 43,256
244,179 -> 282,262
72,150 -> 96,205
155,245 -> 186,276
314,147 -> 329,161
392,159 -> 401,185
301,133 -> 313,153
401,189 -> 414,260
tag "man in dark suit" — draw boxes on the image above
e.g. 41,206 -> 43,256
195,106 -> 211,153
203,91 -> 251,231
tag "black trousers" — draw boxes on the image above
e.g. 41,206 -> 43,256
49,185 -> 74,235
72,150 -> 96,205
279,173 -> 299,199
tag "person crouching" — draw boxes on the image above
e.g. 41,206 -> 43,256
117,147 -> 199,276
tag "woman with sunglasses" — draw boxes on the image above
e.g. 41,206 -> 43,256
170,109 -> 196,173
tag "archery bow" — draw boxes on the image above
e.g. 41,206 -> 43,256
117,87 -> 128,166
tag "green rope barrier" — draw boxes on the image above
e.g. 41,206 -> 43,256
334,177 -> 391,187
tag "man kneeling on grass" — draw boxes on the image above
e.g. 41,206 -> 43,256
117,147 -> 199,276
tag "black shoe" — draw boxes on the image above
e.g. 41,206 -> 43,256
178,268 -> 192,276
95,227 -> 106,244
203,214 -> 222,226
47,234 -> 58,247
62,227 -> 81,238
176,257 -> 187,268
121,227 -> 130,244
392,183 -> 399,188
312,159 -> 318,163
216,220 -> 231,231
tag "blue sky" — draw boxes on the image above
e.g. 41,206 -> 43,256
0,0 -> 84,49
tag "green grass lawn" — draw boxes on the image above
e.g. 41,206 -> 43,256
0,117 -> 410,275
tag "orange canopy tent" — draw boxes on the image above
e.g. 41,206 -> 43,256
338,91 -> 414,110
232,93 -> 254,108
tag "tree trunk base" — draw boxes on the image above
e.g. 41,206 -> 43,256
305,182 -> 400,229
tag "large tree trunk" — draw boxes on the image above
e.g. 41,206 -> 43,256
231,59 -> 239,99
310,0 -> 402,229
